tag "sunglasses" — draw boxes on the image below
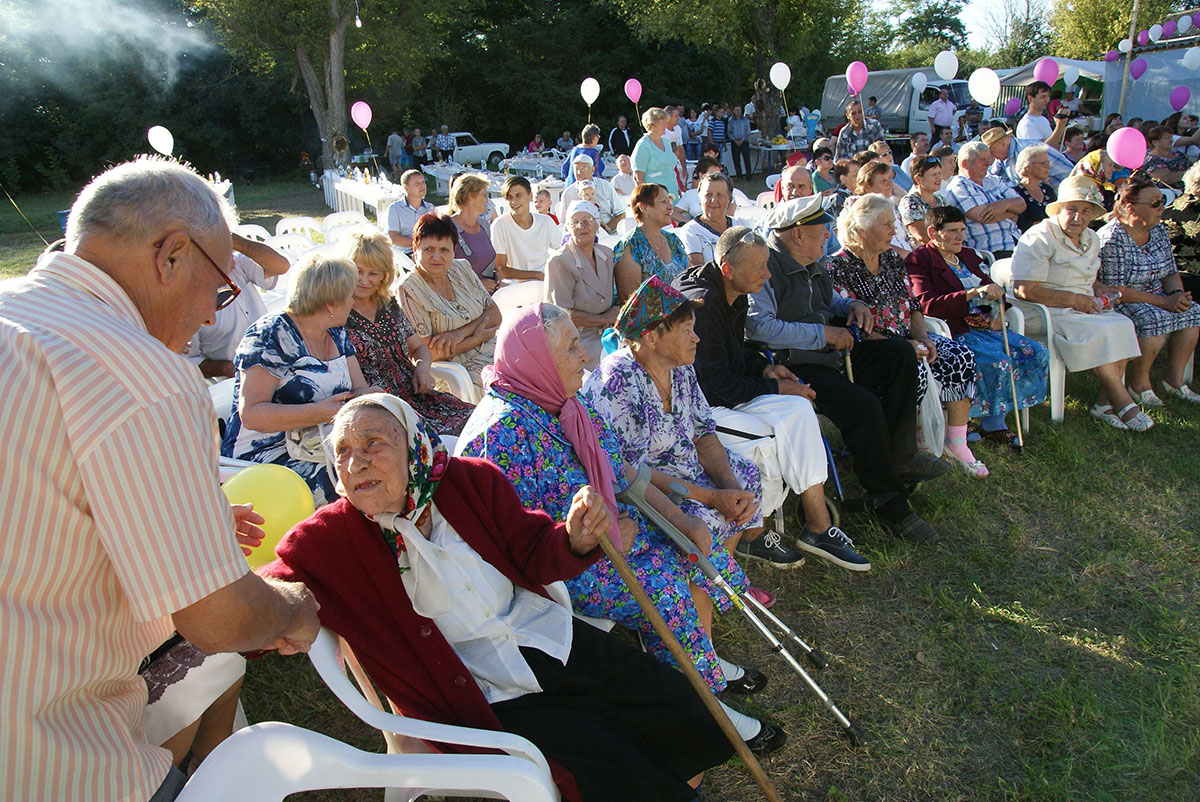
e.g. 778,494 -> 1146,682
154,234 -> 242,311
1128,199 -> 1165,209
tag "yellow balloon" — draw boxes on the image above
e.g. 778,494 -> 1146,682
221,464 -> 316,569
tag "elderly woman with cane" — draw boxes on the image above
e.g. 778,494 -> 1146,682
260,393 -> 738,801
906,205 -> 1049,445
457,303 -> 786,755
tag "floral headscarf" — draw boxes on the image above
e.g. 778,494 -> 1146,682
614,275 -> 689,341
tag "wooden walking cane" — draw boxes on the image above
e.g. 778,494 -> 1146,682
593,532 -> 784,802
996,295 -> 1025,455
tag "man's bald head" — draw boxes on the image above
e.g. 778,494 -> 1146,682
778,165 -> 814,202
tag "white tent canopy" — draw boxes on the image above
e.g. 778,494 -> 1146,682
1103,48 -> 1200,121
1000,58 -> 1105,87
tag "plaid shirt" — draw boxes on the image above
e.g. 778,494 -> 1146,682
835,118 -> 886,160
944,174 -> 1021,253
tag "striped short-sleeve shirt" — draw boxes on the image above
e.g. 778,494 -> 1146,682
0,252 -> 249,801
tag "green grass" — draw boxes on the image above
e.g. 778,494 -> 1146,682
7,176 -> 1198,801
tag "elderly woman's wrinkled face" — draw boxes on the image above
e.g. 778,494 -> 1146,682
866,171 -> 894,197
929,220 -> 966,255
568,211 -> 598,247
645,312 -> 699,368
549,317 -> 588,395
862,210 -> 896,252
1151,134 -> 1173,155
353,259 -> 388,304
1056,200 -> 1098,239
700,181 -> 730,221
333,407 -> 410,517
640,187 -> 673,226
1122,187 -> 1165,227
1025,151 -> 1052,182
414,234 -> 455,276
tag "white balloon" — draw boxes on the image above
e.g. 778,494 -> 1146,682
769,62 -> 791,91
1118,38 -> 1133,53
580,77 -> 600,106
911,72 -> 928,92
1063,66 -> 1080,87
1184,47 -> 1200,71
967,68 -> 1001,106
1149,23 -> 1163,42
934,50 -> 959,81
1180,16 -> 1193,34
147,125 -> 173,156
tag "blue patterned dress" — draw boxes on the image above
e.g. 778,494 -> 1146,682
613,226 -> 689,286
221,313 -> 355,506
583,347 -> 764,542
457,386 -> 746,691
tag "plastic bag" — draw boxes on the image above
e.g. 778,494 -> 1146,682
915,358 -> 945,457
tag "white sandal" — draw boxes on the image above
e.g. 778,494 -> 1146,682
1161,380 -> 1200,403
1115,402 -> 1155,432
1127,386 -> 1164,407
1089,403 -> 1127,429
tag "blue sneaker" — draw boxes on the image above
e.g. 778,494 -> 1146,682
796,526 -> 871,572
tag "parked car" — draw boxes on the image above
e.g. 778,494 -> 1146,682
448,132 -> 509,168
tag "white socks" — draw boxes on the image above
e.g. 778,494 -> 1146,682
718,699 -> 762,741
717,655 -> 746,681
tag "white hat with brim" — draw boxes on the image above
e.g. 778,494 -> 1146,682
1046,175 -> 1107,216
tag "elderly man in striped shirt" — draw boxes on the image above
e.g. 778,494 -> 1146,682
0,157 -> 321,802
943,140 -> 1026,258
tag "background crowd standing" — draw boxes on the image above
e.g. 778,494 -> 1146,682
6,76 -> 1200,802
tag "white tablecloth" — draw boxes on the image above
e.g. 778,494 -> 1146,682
323,172 -> 404,223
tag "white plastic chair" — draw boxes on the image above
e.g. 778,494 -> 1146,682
765,173 -> 781,190
306,629 -> 559,802
276,216 -> 323,240
492,280 -> 545,319
176,721 -> 557,802
325,222 -> 375,244
236,223 -> 272,242
991,257 -> 1059,424
393,249 -> 416,273
430,361 -> 478,403
265,233 -> 315,260
737,204 -> 767,222
209,378 -> 236,425
755,191 -> 776,209
615,216 -> 636,236
324,210 -> 372,231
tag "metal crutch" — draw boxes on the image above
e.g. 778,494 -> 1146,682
618,465 -> 866,746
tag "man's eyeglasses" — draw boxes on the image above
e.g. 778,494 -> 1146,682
1128,198 -> 1165,209
154,234 -> 241,311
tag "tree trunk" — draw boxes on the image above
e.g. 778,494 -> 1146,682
295,0 -> 353,170
749,4 -> 782,139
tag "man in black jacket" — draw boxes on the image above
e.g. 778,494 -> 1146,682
675,226 -> 871,571
745,196 -> 945,544
608,115 -> 634,158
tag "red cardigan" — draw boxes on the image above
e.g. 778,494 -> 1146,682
261,456 -> 600,801
904,243 -> 1001,337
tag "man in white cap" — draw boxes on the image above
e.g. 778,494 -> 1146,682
747,195 -> 946,545
558,153 -> 625,233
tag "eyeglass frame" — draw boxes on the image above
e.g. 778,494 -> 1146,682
153,233 -> 242,311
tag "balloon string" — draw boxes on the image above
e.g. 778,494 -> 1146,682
781,90 -> 790,136
0,179 -> 51,247
361,128 -> 382,176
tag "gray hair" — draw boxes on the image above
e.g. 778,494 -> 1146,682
65,155 -> 236,249
698,171 -> 734,196
1184,160 -> 1200,197
581,123 -> 601,143
540,302 -> 572,349
957,140 -> 990,167
286,255 -> 357,316
837,193 -> 894,252
1015,143 -> 1052,178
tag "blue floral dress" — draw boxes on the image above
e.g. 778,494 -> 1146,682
457,386 -> 745,691
583,347 -> 764,543
221,313 -> 355,506
613,226 -> 689,286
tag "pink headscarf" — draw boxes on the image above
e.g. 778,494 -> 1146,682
487,304 -> 624,550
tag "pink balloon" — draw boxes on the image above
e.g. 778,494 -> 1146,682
350,101 -> 372,130
1004,97 -> 1022,116
846,61 -> 869,95
1164,19 -> 1178,36
1104,50 -> 1121,62
624,78 -> 642,105
1194,12 -> 1200,27
1137,29 -> 1150,46
1171,85 -> 1191,111
1108,126 -> 1148,169
1130,58 -> 1148,80
1033,57 -> 1059,85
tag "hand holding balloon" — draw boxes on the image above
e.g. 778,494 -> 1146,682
232,503 -> 266,556
221,464 -> 316,569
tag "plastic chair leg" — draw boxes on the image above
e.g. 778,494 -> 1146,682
1049,359 -> 1066,423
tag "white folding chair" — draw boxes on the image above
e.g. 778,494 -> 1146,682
323,210 -> 372,232
991,257 -> 1053,425
176,721 -> 558,802
430,361 -> 478,403
615,216 -> 636,236
492,280 -> 545,319
765,173 -> 781,190
306,629 -> 559,802
924,315 -> 952,338
265,233 -> 315,260
276,216 -> 323,240
236,223 -> 272,242
755,191 -> 776,209
737,204 -> 766,222
209,378 -> 236,427
393,249 -> 416,273
325,222 -> 375,244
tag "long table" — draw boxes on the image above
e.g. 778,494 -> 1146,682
323,171 -> 405,223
